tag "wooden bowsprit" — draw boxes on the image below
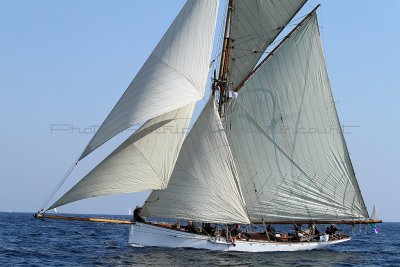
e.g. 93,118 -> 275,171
34,213 -> 133,225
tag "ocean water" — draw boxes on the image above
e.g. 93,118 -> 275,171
0,213 -> 398,266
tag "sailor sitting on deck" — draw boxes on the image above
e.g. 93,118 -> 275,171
293,224 -> 304,241
133,206 -> 145,223
313,225 -> 320,238
231,224 -> 240,236
202,223 -> 214,235
326,224 -> 339,237
186,221 -> 197,233
230,224 -> 241,246
304,223 -> 320,240
267,224 -> 276,241
230,224 -> 250,241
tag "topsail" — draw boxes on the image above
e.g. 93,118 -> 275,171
228,0 -> 306,90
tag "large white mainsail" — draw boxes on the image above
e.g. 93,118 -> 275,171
50,103 -> 195,209
141,98 -> 250,224
79,0 -> 219,160
228,0 -> 306,90
225,13 -> 369,222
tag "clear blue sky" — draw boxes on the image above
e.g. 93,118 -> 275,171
0,0 -> 399,222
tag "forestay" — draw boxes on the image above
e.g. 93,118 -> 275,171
50,103 -> 195,209
79,0 -> 219,160
141,98 -> 250,224
224,13 -> 369,222
229,0 -> 306,91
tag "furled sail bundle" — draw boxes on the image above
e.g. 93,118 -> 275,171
228,0 -> 306,90
79,0 -> 219,160
50,103 -> 195,209
224,13 -> 369,222
141,99 -> 250,224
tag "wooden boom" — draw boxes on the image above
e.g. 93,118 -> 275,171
34,213 -> 133,225
252,219 -> 382,225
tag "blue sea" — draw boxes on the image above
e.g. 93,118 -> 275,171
0,212 -> 398,266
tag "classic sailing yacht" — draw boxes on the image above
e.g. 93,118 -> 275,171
36,0 -> 381,252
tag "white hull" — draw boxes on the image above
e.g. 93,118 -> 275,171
128,223 -> 350,252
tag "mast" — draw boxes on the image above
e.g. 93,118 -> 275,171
215,0 -> 233,117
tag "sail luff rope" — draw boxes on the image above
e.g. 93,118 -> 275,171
38,161 -> 77,213
38,148 -> 85,213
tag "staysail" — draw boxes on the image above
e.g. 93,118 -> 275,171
141,98 -> 250,224
225,13 -> 369,222
79,0 -> 219,160
228,0 -> 306,91
50,103 -> 195,209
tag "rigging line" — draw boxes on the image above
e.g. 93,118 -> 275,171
210,50 -> 224,69
38,149 -> 85,213
228,34 -> 288,62
38,161 -> 77,213
290,12 -> 309,23
231,32 -> 290,57
230,27 -> 281,43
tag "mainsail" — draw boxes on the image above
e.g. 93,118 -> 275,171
79,0 -> 219,160
50,103 -> 195,209
224,13 -> 369,222
228,0 -> 307,90
141,98 -> 250,224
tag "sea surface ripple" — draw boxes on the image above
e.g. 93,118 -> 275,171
0,213 -> 398,266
